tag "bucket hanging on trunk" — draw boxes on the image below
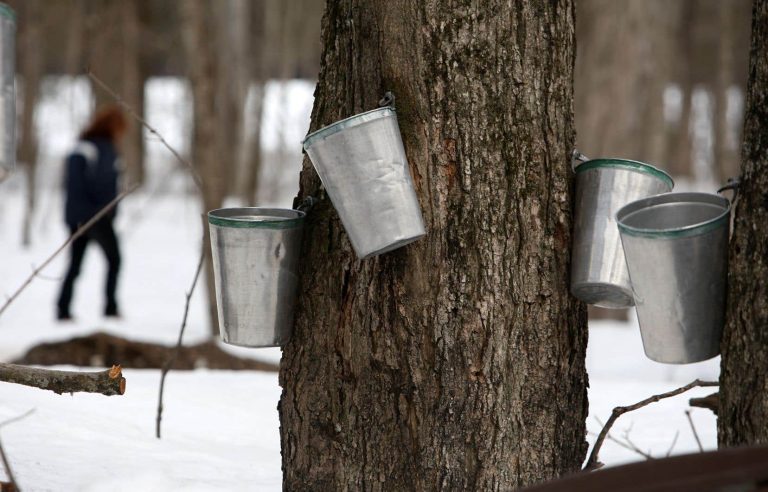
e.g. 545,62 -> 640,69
0,4 -> 14,183
617,192 -> 730,364
571,159 -> 673,308
302,106 -> 426,259
208,207 -> 305,348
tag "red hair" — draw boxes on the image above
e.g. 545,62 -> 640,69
80,105 -> 128,142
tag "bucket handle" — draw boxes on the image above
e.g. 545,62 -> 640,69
571,149 -> 589,171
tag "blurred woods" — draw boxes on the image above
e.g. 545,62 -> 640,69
6,0 -> 751,334
7,0 -> 322,335
576,0 -> 752,321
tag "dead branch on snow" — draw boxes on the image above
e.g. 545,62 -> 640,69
0,364 -> 125,396
584,379 -> 718,471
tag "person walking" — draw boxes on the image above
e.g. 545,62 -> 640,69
56,105 -> 127,321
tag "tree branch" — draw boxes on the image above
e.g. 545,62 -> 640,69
0,409 -> 34,492
690,392 -> 719,415
156,244 -> 206,439
0,364 -> 125,396
584,379 -> 718,471
685,410 -> 704,452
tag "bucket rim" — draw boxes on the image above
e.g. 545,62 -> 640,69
302,106 -> 396,149
0,3 -> 15,21
208,207 -> 305,229
616,192 -> 730,239
575,158 -> 674,189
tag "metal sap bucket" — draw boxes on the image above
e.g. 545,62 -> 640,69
0,4 -> 14,183
208,207 -> 305,348
617,192 -> 730,364
571,159 -> 673,308
302,106 -> 426,258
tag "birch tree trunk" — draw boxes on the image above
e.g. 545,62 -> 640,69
719,0 -> 768,447
279,1 -> 588,489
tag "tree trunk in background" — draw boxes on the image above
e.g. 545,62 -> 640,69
18,0 -> 43,247
86,0 -> 145,187
719,0 -> 768,447
714,0 -> 752,184
119,0 -> 145,187
237,0 -> 265,205
279,1 -> 588,489
64,0 -> 85,77
180,0 -> 225,337
575,0 -> 675,166
215,0 -> 248,203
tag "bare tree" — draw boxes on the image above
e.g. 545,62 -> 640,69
279,1 -> 587,489
719,0 -> 768,447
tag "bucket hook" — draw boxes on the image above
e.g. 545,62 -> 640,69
717,177 -> 740,198
379,91 -> 395,109
296,195 -> 318,213
571,149 -> 590,171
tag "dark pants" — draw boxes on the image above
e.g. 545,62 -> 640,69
57,219 -> 121,318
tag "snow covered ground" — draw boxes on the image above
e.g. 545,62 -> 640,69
0,78 -> 722,490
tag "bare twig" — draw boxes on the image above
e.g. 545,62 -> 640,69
87,68 -> 202,190
155,245 -> 206,439
0,185 -> 138,319
0,409 -> 34,492
591,419 -> 653,461
0,364 -> 125,396
685,410 -> 704,452
665,430 -> 680,458
584,379 -> 718,471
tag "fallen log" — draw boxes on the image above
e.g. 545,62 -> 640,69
0,363 -> 125,396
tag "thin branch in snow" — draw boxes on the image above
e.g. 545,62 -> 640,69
0,409 -> 35,491
584,379 -> 718,471
665,430 -> 680,458
685,410 -> 704,452
591,420 -> 653,461
0,185 -> 138,320
87,68 -> 203,191
155,244 -> 206,439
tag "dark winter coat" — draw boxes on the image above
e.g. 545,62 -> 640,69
64,137 -> 121,228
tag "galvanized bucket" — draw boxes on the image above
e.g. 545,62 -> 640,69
208,207 -> 305,348
302,107 -> 426,258
0,4 -> 14,183
571,159 -> 673,308
617,192 -> 730,364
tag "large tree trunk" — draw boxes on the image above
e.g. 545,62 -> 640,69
279,1 -> 588,490
719,0 -> 768,447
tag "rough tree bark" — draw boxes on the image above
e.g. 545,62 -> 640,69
719,0 -> 768,447
279,1 -> 588,490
